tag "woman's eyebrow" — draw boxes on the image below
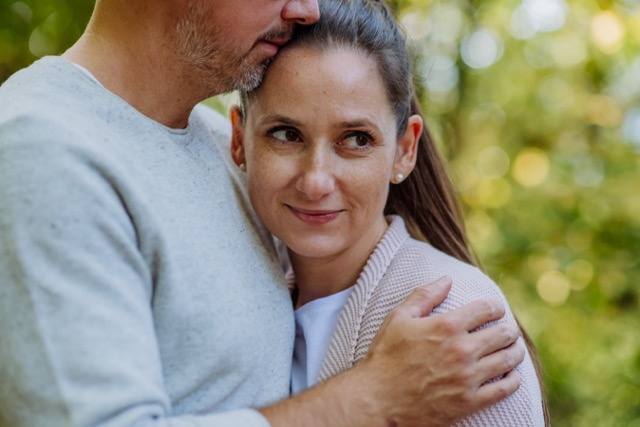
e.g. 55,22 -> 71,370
339,119 -> 374,128
257,114 -> 302,127
338,119 -> 382,133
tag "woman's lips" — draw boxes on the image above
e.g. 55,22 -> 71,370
287,205 -> 344,225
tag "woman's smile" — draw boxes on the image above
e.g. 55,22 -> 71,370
286,205 -> 345,225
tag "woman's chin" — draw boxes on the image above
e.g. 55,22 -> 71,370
284,237 -> 345,261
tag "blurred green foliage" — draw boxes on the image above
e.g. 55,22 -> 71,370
0,0 -> 93,81
1,0 -> 639,425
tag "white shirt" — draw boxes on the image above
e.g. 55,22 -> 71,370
291,287 -> 353,394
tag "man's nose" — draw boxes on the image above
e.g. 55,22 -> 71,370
282,0 -> 320,25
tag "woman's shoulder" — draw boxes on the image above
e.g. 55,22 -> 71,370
394,237 -> 484,278
383,236 -> 509,312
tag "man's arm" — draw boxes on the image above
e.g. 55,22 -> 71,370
261,277 -> 524,427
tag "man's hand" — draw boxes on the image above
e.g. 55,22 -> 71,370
261,276 -> 524,427
360,275 -> 524,426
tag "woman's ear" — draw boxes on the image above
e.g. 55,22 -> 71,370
230,105 -> 246,168
393,114 -> 423,180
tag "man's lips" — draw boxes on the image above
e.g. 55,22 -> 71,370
258,38 -> 289,56
286,205 -> 344,225
264,38 -> 289,47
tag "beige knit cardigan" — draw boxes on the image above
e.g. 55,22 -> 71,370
316,216 -> 545,426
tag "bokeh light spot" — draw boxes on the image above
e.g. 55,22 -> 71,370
420,54 -> 459,94
511,0 -> 567,39
466,211 -> 503,254
28,13 -> 63,58
622,107 -> 640,150
401,10 -> 429,40
510,6 -> 537,39
537,271 -> 571,305
461,29 -> 503,69
12,2 -> 32,23
565,259 -> 593,291
528,252 -> 560,275
29,28 -> 56,58
476,146 -> 510,179
590,11 -> 625,54
512,148 -> 550,187
476,179 -> 512,209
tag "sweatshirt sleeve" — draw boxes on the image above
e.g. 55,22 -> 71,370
0,118 -> 271,427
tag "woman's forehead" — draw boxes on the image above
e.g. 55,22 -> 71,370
255,46 -> 384,101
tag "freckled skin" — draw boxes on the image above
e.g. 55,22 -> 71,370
232,46 -> 422,297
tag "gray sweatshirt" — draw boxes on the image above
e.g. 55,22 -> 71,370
0,57 -> 293,427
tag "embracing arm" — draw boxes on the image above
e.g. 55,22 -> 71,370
260,277 -> 524,427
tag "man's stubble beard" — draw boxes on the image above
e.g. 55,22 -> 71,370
172,7 -> 277,97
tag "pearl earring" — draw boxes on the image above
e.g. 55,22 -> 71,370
239,163 -> 246,172
394,172 -> 405,183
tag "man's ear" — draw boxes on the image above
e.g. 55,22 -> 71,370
393,114 -> 423,179
230,105 -> 246,167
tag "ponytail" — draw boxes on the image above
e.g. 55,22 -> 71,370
388,94 -> 551,426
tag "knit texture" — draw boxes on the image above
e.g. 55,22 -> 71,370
318,216 -> 545,426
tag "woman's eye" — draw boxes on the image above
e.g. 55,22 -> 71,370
271,128 -> 300,142
343,133 -> 371,149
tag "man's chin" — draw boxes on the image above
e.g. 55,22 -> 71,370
235,60 -> 270,92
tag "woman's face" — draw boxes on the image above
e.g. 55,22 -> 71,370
232,46 -> 421,261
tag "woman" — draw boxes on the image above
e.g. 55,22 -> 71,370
230,0 -> 548,425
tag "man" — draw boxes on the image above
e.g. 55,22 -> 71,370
0,1 -> 524,426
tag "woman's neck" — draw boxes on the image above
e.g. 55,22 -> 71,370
290,218 -> 389,309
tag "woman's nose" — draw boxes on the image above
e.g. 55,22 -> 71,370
295,150 -> 335,200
